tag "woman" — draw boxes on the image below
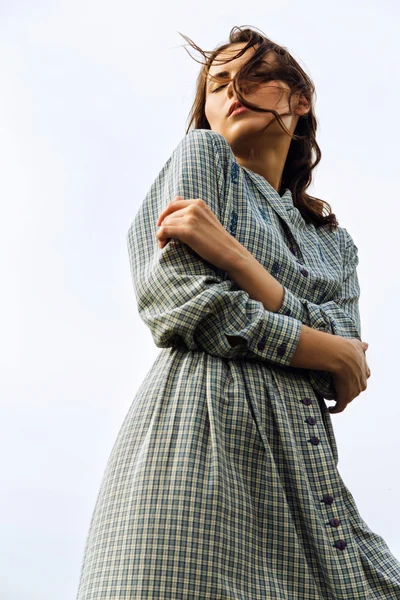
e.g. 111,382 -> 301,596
76,26 -> 400,599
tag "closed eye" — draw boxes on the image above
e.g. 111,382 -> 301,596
211,84 -> 227,93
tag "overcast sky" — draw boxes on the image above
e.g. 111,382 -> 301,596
1,1 -> 399,598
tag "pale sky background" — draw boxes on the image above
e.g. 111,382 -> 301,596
1,1 -> 399,599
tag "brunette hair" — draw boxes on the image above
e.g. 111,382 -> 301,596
177,25 -> 338,231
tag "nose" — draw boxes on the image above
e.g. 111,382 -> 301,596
227,79 -> 235,98
226,77 -> 252,100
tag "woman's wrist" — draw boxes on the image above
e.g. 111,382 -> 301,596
289,325 -> 344,373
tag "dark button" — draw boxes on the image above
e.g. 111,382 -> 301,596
283,308 -> 291,316
276,342 -> 287,357
321,494 -> 334,505
306,416 -> 316,425
333,540 -> 347,551
329,517 -> 341,528
290,246 -> 297,255
300,267 -> 309,277
301,397 -> 312,406
271,261 -> 280,276
309,436 -> 320,445
257,335 -> 267,351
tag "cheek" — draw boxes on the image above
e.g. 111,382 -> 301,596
252,86 -> 276,106
260,83 -> 290,108
204,99 -> 218,125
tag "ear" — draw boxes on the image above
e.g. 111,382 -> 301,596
295,94 -> 311,117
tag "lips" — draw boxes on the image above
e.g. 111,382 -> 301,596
228,101 -> 242,117
229,106 -> 248,117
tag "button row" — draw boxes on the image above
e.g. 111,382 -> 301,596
301,396 -> 347,551
256,336 -> 288,360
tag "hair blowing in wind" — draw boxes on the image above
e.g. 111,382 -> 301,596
177,25 -> 339,231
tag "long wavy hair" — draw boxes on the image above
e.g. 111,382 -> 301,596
177,25 -> 338,231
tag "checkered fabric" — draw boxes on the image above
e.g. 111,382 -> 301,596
76,129 -> 400,599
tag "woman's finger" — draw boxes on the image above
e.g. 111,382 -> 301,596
159,210 -> 185,225
156,197 -> 203,226
156,197 -> 182,225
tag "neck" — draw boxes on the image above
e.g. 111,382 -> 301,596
232,132 -> 292,194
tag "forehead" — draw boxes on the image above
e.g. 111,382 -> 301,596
208,44 -> 254,76
208,43 -> 274,77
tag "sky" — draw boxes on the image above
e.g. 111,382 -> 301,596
1,1 -> 399,598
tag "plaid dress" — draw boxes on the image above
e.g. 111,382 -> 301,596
76,129 -> 400,599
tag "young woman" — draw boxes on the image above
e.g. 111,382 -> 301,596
76,26 -> 400,599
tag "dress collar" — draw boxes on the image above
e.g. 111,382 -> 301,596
240,165 -> 305,238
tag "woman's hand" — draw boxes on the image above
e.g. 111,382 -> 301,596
329,338 -> 371,415
156,196 -> 242,273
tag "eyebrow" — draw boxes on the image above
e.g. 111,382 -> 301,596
207,70 -> 231,88
207,59 -> 271,88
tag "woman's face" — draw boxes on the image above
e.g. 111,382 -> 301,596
204,43 -> 303,152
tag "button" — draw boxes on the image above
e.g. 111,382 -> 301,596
276,342 -> 287,357
329,517 -> 341,528
321,494 -> 334,505
283,308 -> 291,316
257,335 -> 267,351
305,416 -> 316,425
309,436 -> 320,445
301,397 -> 312,406
271,261 -> 280,276
300,267 -> 309,277
333,540 -> 347,551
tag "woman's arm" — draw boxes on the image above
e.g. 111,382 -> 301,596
224,227 -> 363,399
127,129 -> 306,368
223,238 -> 290,313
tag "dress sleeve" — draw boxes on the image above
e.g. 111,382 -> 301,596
126,128 -> 303,367
276,227 -> 361,399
